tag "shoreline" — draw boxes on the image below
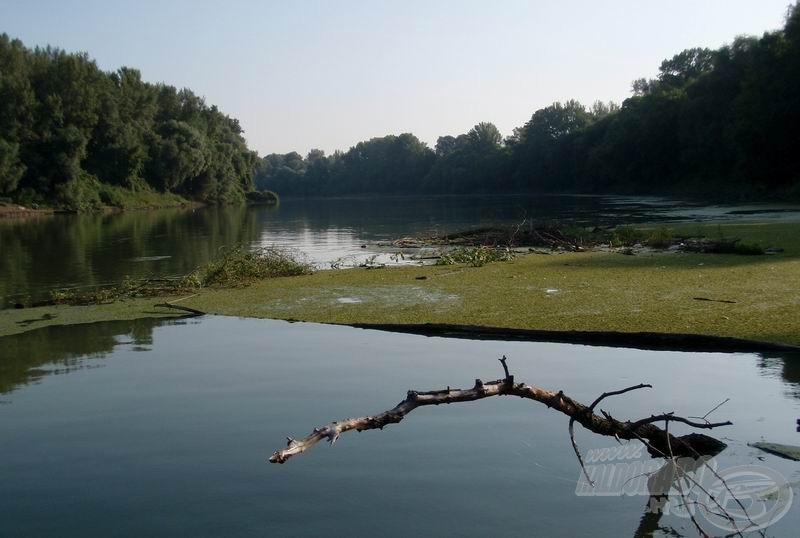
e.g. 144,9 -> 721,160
3,309 -> 798,354
0,200 -> 206,220
344,322 -> 800,353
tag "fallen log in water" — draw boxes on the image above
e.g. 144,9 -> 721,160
269,357 -> 729,464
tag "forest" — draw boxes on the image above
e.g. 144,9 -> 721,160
1,3 -> 798,208
256,3 -> 800,200
0,35 -> 258,210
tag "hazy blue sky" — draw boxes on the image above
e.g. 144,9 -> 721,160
0,0 -> 792,156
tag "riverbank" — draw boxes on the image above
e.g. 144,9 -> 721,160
2,220 -> 799,347
0,193 -> 199,218
1,187 -> 277,219
0,202 -> 55,218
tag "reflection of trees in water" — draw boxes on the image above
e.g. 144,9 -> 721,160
257,195 -> 634,241
0,205 -> 264,306
0,318 -> 168,395
757,352 -> 800,399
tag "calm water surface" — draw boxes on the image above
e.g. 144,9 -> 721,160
1,316 -> 799,536
3,194 -> 800,307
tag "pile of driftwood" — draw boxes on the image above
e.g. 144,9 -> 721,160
391,226 -> 582,250
388,225 -> 774,256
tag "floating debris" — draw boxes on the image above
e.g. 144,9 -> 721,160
750,441 -> 800,461
129,255 -> 172,262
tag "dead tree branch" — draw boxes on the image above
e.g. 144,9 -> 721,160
153,301 -> 205,316
270,357 -> 730,464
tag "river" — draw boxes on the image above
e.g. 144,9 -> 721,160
3,194 -> 800,307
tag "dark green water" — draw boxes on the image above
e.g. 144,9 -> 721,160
4,194 -> 800,307
1,316 -> 799,536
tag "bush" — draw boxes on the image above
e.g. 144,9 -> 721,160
189,245 -> 313,287
612,225 -> 646,246
436,246 -> 515,267
54,172 -> 103,211
98,185 -> 127,207
732,241 -> 765,255
647,227 -> 674,249
49,245 -> 313,305
245,190 -> 279,204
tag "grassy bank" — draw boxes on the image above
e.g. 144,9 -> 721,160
3,184 -> 194,215
2,221 -> 799,346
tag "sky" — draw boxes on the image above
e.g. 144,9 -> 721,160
0,0 -> 792,156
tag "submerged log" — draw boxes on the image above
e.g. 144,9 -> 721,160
269,357 -> 729,464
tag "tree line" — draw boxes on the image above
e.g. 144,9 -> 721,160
0,35 -> 258,210
1,3 -> 798,208
257,3 -> 800,199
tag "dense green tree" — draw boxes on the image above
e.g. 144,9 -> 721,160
256,134 -> 435,195
0,35 -> 258,208
419,122 -> 508,193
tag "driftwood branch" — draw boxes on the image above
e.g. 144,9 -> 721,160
154,300 -> 205,316
269,358 -> 730,464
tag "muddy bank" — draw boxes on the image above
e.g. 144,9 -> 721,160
0,203 -> 55,219
343,322 -> 800,353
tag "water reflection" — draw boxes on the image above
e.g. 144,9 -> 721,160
0,205 -> 263,306
2,317 -> 799,400
758,352 -> 800,398
1,317 -> 799,537
0,317 -> 165,394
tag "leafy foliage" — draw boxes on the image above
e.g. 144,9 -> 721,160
435,246 -> 515,267
646,228 -> 674,249
48,245 -> 312,305
0,36 -> 258,207
187,245 -> 312,287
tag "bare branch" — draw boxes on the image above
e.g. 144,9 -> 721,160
154,301 -> 205,316
568,417 -> 593,486
627,413 -> 732,432
569,382 -> 651,487
498,355 -> 511,380
269,358 -> 730,464
588,383 -> 652,412
688,397 -> 731,422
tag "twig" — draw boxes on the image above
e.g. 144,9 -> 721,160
588,383 -> 652,412
627,413 -> 732,432
570,382 -> 652,486
665,419 -> 711,538
498,355 -> 511,380
568,418 -> 593,485
167,293 -> 199,304
154,302 -> 206,316
697,398 -> 730,421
